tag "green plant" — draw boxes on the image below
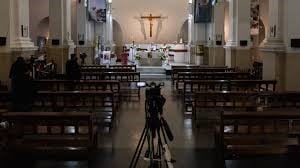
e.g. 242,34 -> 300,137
160,53 -> 167,61
135,53 -> 141,61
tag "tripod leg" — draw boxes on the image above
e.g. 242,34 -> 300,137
129,124 -> 148,168
150,132 -> 155,168
160,122 -> 174,168
132,126 -> 150,168
157,129 -> 163,168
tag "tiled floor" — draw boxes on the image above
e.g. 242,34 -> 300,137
1,80 -> 300,168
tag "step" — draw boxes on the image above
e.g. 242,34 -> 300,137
140,74 -> 166,80
138,68 -> 165,73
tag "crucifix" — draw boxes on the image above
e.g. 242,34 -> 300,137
141,14 -> 161,38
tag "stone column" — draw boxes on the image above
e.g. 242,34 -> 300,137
187,0 -> 194,64
105,0 -> 115,51
260,0 -> 285,90
48,0 -> 75,74
0,0 -> 36,83
76,0 -> 93,65
224,0 -> 251,68
208,1 -> 225,66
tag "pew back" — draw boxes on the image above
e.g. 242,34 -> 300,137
217,111 -> 300,167
193,91 -> 259,121
33,91 -> 116,128
4,112 -> 97,152
176,72 -> 253,90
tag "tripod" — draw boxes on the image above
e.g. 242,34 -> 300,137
129,82 -> 174,168
129,115 -> 173,168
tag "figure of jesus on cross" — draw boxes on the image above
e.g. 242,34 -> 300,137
141,14 -> 161,38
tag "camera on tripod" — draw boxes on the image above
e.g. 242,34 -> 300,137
138,82 -> 165,117
130,82 -> 175,168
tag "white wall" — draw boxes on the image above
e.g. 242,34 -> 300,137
284,0 -> 300,53
194,23 -> 207,43
0,0 -> 10,47
29,0 -> 49,45
112,0 -> 189,44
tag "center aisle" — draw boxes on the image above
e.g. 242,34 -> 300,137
92,80 -> 216,168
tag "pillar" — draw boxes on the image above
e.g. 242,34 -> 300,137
260,0 -> 285,90
0,0 -> 36,83
208,1 -> 225,66
105,0 -> 115,51
187,0 -> 194,64
224,0 -> 252,68
284,0 -> 300,91
48,0 -> 75,74
76,0 -> 93,65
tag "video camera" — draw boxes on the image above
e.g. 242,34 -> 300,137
137,82 -> 165,115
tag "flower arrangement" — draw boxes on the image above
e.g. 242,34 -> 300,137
135,53 -> 141,61
160,52 -> 167,61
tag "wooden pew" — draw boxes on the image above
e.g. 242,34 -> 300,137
33,91 -> 116,128
192,91 -> 259,122
80,65 -> 106,72
0,81 -> 8,91
0,91 -> 10,112
34,80 -> 121,109
81,72 -> 140,81
0,111 -> 8,149
171,65 -> 228,69
81,72 -> 141,99
259,91 -> 300,109
109,65 -> 137,72
183,80 -> 277,110
3,112 -> 97,155
34,80 -> 120,91
176,72 -> 253,90
171,66 -> 233,85
216,111 -> 300,168
81,65 -> 137,72
81,67 -> 135,73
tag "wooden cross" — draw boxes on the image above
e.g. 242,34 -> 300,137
141,14 -> 161,37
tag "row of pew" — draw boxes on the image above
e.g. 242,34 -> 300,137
0,65 -> 140,157
171,65 -> 300,167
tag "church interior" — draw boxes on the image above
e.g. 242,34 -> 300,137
1,0 -> 300,167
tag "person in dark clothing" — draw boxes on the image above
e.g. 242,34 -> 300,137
66,54 -> 81,80
9,57 -> 34,112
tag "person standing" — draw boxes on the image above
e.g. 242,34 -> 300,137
66,54 -> 81,80
9,57 -> 34,112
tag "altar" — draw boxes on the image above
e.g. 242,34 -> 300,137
126,43 -> 189,66
137,51 -> 163,66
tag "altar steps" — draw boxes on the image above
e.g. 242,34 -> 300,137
137,66 -> 167,80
